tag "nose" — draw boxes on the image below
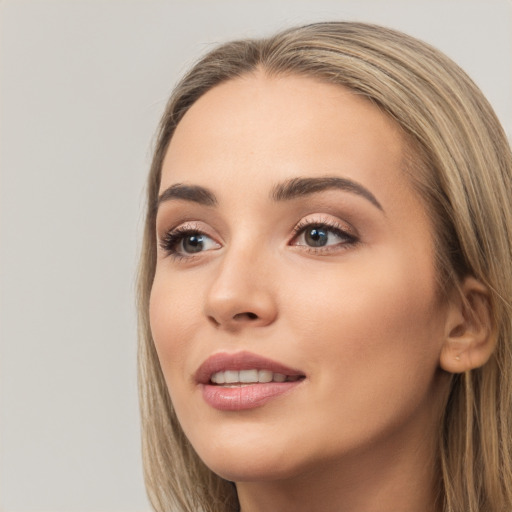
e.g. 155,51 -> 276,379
203,246 -> 278,330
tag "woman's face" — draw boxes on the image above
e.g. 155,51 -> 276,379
150,74 -> 451,483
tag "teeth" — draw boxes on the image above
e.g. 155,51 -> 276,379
224,370 -> 239,384
211,372 -> 225,384
210,369 -> 300,385
239,369 -> 258,383
258,369 -> 273,383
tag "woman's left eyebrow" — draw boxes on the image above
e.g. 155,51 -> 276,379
271,176 -> 383,212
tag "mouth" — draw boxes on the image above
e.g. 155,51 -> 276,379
196,351 -> 306,411
195,350 -> 306,385
210,369 -> 303,386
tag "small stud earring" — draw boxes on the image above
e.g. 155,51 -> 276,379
455,355 -> 461,361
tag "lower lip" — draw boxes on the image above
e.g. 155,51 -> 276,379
201,381 -> 303,411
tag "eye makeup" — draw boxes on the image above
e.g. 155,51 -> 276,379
158,211 -> 360,263
290,215 -> 359,255
158,221 -> 221,260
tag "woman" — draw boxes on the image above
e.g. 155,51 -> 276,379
138,22 -> 512,512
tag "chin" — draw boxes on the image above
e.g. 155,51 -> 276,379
194,434 -> 307,483
206,457 -> 301,483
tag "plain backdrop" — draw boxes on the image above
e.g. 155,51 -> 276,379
0,1 -> 511,511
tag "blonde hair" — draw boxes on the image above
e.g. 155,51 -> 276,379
138,22 -> 512,512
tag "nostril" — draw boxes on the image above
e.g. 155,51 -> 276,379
233,312 -> 259,321
207,311 -> 260,328
208,316 -> 221,327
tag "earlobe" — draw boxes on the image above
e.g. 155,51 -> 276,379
439,277 -> 495,374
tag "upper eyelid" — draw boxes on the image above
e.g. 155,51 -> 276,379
158,220 -> 215,238
291,215 -> 357,236
158,214 -> 358,244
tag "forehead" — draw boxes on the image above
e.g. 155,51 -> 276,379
160,73 -> 411,210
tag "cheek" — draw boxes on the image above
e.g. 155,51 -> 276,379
149,271 -> 200,383
276,256 -> 446,457
286,248 -> 444,393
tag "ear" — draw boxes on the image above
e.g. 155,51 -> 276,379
440,276 -> 495,373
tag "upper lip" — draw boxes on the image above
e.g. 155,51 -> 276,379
195,351 -> 305,384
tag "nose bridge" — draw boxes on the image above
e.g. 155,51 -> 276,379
204,235 -> 277,329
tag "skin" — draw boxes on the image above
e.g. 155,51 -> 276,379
150,73 -> 464,512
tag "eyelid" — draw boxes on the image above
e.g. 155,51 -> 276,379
158,221 -> 222,259
289,214 -> 359,252
291,214 -> 357,239
157,214 -> 358,261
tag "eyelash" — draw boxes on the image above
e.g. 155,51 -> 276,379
291,218 -> 358,254
159,223 -> 214,261
159,218 -> 358,260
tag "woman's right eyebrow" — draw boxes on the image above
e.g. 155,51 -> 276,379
156,183 -> 217,210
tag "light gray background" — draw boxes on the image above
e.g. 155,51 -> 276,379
1,1 -> 511,511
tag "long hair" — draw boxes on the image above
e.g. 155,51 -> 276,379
138,22 -> 512,512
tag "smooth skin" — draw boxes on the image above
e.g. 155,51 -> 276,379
150,73 -> 494,512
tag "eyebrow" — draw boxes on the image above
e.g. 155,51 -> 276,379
157,176 -> 383,212
157,183 -> 217,209
271,176 -> 383,211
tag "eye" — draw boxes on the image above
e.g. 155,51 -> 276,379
291,221 -> 357,251
159,226 -> 221,258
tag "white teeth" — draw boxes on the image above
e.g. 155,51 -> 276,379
211,372 -> 225,384
258,369 -> 273,383
224,370 -> 239,384
209,369 -> 300,385
239,369 -> 258,383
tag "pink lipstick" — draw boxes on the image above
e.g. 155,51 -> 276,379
195,351 -> 305,411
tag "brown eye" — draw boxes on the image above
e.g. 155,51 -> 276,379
182,233 -> 207,253
160,229 -> 221,258
293,223 -> 355,249
304,226 -> 329,247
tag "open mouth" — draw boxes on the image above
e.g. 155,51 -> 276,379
210,369 -> 304,386
198,352 -> 306,410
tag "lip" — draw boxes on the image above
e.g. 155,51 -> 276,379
195,351 -> 306,411
195,351 -> 305,384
